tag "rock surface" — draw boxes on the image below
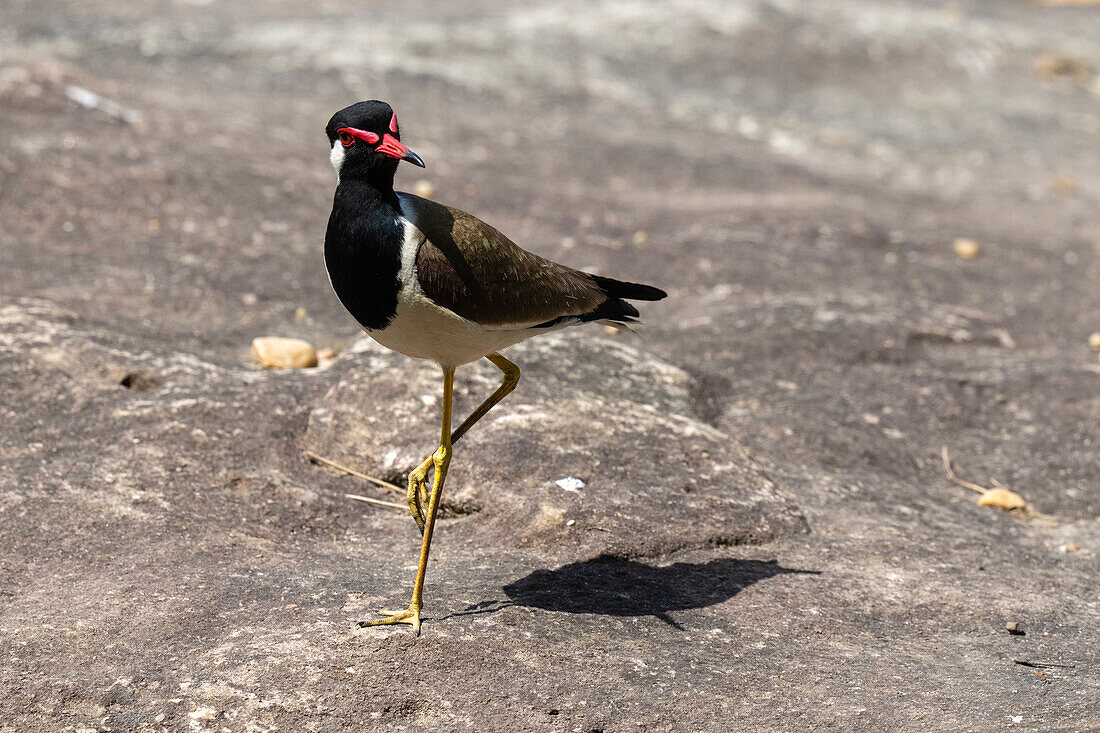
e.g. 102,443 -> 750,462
1,1 -> 1099,731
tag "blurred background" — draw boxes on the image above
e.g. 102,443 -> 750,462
1,0 -> 1099,729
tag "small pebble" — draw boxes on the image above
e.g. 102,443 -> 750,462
554,477 -> 585,492
953,238 -> 981,260
632,230 -> 648,245
1006,622 -> 1025,636
1034,53 -> 1093,82
1088,332 -> 1100,351
251,337 -> 318,369
566,519 -> 576,527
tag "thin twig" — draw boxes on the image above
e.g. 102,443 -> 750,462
306,451 -> 403,494
345,493 -> 406,510
1014,659 -> 1076,669
941,446 -> 988,494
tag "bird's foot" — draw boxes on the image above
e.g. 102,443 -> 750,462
407,445 -> 450,533
358,604 -> 422,635
407,455 -> 434,533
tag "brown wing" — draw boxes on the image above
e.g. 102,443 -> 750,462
401,193 -> 607,326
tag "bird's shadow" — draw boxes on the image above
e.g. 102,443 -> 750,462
448,555 -> 820,628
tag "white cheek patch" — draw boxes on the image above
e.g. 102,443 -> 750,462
330,140 -> 345,179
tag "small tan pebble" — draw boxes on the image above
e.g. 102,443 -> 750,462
1058,543 -> 1080,553
148,218 -> 160,232
294,307 -> 309,321
1006,622 -> 1025,636
1054,176 -> 1079,195
251,337 -> 318,369
632,230 -> 648,245
1034,53 -> 1094,81
413,180 -> 435,198
317,347 -> 338,360
953,238 -> 981,260
1088,332 -> 1100,351
604,325 -> 620,335
977,487 -> 1027,510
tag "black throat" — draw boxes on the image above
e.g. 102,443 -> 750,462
324,176 -> 406,331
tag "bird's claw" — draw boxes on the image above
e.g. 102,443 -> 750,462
358,604 -> 422,635
407,455 -> 435,533
407,447 -> 451,534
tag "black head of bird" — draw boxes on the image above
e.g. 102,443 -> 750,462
325,100 -> 425,182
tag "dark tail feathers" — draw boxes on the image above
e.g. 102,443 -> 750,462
580,274 -> 666,326
590,275 -> 667,302
531,275 -> 665,329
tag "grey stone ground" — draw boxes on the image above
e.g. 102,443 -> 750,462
1,1 -> 1098,730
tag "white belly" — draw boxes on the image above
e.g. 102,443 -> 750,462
366,202 -> 556,368
368,296 -> 537,368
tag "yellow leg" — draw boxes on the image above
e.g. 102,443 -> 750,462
406,353 -> 521,533
360,367 -> 455,635
451,353 -> 521,445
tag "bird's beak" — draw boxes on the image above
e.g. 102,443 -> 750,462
402,147 -> 426,168
377,133 -> 425,167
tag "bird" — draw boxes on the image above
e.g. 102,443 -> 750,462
322,100 -> 666,635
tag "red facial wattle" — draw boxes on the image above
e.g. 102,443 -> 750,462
375,134 -> 411,160
337,126 -> 409,159
337,127 -> 379,147
335,123 -> 424,167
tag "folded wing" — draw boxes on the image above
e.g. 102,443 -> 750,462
401,193 -> 664,329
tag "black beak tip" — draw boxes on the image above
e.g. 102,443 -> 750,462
403,150 -> 426,168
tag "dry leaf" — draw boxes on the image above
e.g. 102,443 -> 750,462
977,488 -> 1027,510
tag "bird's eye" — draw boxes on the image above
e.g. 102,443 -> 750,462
338,131 -> 354,148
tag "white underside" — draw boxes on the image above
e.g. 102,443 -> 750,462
364,194 -> 567,369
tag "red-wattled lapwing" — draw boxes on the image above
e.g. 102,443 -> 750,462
323,100 -> 666,634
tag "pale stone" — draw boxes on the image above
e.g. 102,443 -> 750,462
953,238 -> 981,260
251,337 -> 318,369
